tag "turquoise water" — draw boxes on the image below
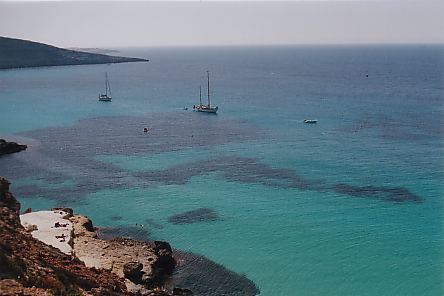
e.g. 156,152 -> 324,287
0,45 -> 443,295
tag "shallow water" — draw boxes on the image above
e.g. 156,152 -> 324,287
0,45 -> 443,295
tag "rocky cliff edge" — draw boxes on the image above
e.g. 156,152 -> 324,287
0,176 -> 181,296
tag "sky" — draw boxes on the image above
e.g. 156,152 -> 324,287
0,1 -> 443,48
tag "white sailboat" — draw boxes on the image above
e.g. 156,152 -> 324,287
194,71 -> 218,114
98,72 -> 112,102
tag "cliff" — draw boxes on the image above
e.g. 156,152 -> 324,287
1,176 -> 259,295
0,36 -> 148,70
0,177 -> 175,296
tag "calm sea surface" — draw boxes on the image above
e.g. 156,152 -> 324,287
0,45 -> 443,295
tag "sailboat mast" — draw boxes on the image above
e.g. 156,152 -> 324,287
199,85 -> 202,106
207,70 -> 210,107
105,72 -> 108,96
108,74 -> 112,97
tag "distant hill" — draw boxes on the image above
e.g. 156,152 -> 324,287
0,36 -> 148,69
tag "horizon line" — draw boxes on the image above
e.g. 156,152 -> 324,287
2,35 -> 444,49
106,42 -> 444,49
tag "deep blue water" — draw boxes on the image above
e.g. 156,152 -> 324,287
0,45 -> 443,295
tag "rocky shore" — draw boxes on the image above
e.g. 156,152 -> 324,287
0,176 -> 260,296
0,176 -> 177,296
70,215 -> 178,295
0,139 -> 27,156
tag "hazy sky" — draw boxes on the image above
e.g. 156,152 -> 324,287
0,1 -> 443,47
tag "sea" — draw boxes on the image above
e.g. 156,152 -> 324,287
0,45 -> 443,296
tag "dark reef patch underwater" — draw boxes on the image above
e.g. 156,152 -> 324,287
0,112 -> 422,204
168,208 -> 220,225
0,111 -> 424,295
97,225 -> 151,241
332,184 -> 422,203
173,250 -> 260,296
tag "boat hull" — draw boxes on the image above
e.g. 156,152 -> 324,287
98,95 -> 112,102
196,106 -> 218,114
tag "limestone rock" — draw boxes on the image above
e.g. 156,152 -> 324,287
154,241 -> 172,254
23,223 -> 38,232
123,261 -> 144,284
72,223 -> 176,295
151,241 -> 175,284
51,207 -> 73,218
0,177 -> 20,217
70,215 -> 97,238
0,177 -> 128,295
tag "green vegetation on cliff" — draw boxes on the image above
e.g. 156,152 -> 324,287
0,36 -> 148,69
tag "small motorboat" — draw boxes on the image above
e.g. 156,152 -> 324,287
304,119 -> 318,124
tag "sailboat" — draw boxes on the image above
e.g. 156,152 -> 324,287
194,71 -> 218,114
98,72 -> 112,102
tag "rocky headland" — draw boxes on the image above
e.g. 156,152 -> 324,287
0,176 -> 260,296
0,139 -> 27,156
0,176 -> 177,295
0,36 -> 148,70
70,215 -> 177,295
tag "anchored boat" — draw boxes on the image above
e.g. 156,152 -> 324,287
98,72 -> 112,102
194,71 -> 218,114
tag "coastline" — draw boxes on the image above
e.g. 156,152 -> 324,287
0,58 -> 149,71
1,176 -> 259,296
0,36 -> 148,70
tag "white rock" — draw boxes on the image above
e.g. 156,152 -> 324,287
20,210 -> 73,255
